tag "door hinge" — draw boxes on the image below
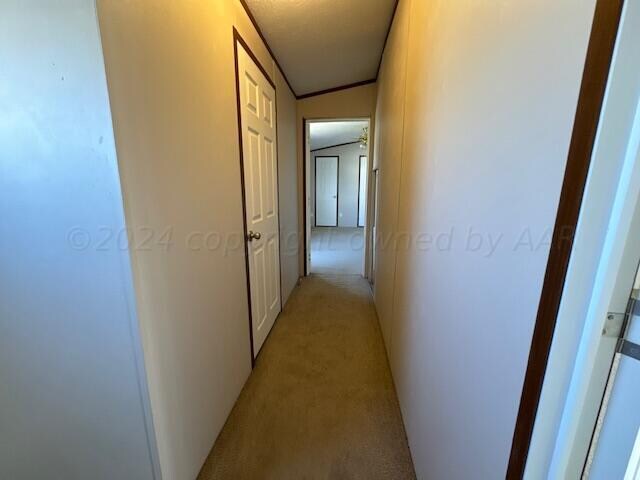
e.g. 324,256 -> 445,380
603,297 -> 637,338
603,312 -> 626,337
617,339 -> 640,362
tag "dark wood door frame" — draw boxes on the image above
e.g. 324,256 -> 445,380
314,155 -> 340,227
506,0 -> 625,477
233,27 -> 283,368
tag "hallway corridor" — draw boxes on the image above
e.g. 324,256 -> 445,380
6,0 -> 629,477
198,275 -> 415,479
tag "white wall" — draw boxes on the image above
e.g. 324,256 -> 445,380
310,142 -> 367,228
373,0 -> 597,478
97,1 -> 298,478
0,1 -> 156,478
276,68 -> 300,304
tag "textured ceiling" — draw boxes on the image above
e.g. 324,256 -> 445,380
243,0 -> 397,96
309,121 -> 369,150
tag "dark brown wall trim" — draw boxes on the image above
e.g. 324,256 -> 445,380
376,0 -> 400,79
311,141 -> 360,153
296,79 -> 377,100
506,0 -> 625,477
238,0 -> 296,96
232,27 -> 256,366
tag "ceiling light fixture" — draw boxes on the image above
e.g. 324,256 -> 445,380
358,127 -> 368,149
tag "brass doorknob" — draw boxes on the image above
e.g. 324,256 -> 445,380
247,230 -> 262,241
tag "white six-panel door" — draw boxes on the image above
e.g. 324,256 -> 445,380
236,42 -> 281,358
315,156 -> 338,226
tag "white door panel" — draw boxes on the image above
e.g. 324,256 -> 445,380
315,156 -> 338,226
358,155 -> 368,227
237,42 -> 281,357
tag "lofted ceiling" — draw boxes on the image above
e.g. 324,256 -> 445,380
309,120 -> 368,151
242,0 -> 397,97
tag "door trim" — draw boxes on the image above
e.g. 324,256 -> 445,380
232,27 -> 281,368
302,118 -> 308,276
506,0 -> 625,476
297,79 -> 376,100
314,155 -> 340,227
357,155 -> 366,228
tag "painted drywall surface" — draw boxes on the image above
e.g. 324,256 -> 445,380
374,0 -> 597,478
372,0 -> 412,354
310,143 -> 366,227
0,2 -> 155,478
275,67 -> 300,304
297,83 -> 378,274
97,1 -> 297,479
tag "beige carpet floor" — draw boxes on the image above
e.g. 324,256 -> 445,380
198,274 -> 416,480
311,228 -> 364,275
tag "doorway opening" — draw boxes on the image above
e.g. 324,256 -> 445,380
303,119 -> 371,276
515,1 -> 640,476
